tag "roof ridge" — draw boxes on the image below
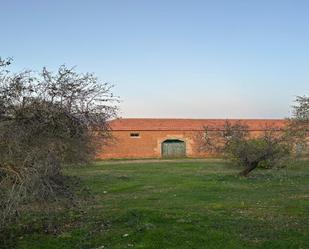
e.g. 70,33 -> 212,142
109,118 -> 287,131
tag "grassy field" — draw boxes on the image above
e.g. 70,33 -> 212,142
15,159 -> 309,249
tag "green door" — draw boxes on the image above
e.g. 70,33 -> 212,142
162,140 -> 186,158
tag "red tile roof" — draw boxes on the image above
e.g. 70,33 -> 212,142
109,118 -> 287,131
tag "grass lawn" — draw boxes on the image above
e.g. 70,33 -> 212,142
15,159 -> 309,249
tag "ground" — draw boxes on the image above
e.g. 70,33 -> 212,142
15,159 -> 309,249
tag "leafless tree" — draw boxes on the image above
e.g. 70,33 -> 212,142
198,120 -> 292,177
0,58 -> 118,231
286,95 -> 309,156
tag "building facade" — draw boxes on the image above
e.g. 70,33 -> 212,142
97,118 -> 286,159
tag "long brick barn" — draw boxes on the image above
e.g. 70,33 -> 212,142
97,118 -> 286,159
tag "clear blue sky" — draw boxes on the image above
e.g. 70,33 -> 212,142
1,0 -> 308,118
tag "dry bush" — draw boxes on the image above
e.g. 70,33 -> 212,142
198,120 -> 293,176
198,96 -> 308,176
0,58 -> 118,232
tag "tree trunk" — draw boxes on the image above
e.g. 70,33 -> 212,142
239,162 -> 259,177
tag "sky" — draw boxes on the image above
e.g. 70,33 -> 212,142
1,0 -> 308,119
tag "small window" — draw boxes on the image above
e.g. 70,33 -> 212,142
130,132 -> 140,138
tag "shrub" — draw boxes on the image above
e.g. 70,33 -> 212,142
0,58 -> 118,232
226,137 -> 291,176
198,121 -> 292,176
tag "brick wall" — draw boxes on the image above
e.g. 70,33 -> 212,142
97,130 -> 266,159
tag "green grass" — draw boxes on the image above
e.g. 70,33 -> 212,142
16,159 -> 309,249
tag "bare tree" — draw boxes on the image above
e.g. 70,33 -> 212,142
293,95 -> 309,121
198,96 -> 309,176
0,59 -> 118,231
287,95 -> 309,156
198,120 -> 291,177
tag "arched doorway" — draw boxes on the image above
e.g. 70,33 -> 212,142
161,139 -> 186,158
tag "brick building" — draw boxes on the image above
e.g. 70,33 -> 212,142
97,118 -> 286,159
